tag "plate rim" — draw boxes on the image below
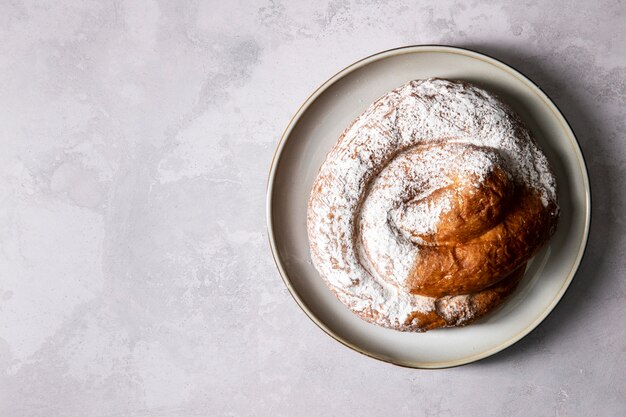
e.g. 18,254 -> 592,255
265,44 -> 592,369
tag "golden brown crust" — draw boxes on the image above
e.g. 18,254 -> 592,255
406,167 -> 558,298
405,264 -> 526,331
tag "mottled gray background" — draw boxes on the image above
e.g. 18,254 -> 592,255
0,0 -> 624,416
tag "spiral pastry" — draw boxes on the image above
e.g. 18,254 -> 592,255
307,79 -> 559,331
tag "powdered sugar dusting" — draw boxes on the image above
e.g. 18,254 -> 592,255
307,79 -> 558,330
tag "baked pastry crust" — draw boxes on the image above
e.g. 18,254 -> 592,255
307,79 -> 559,332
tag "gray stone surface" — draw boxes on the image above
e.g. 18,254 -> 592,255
0,1 -> 624,416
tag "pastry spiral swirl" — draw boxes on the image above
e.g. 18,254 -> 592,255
307,79 -> 559,331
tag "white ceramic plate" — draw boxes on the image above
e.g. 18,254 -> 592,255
266,45 -> 590,368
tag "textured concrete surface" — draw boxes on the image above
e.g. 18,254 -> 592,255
0,1 -> 624,416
